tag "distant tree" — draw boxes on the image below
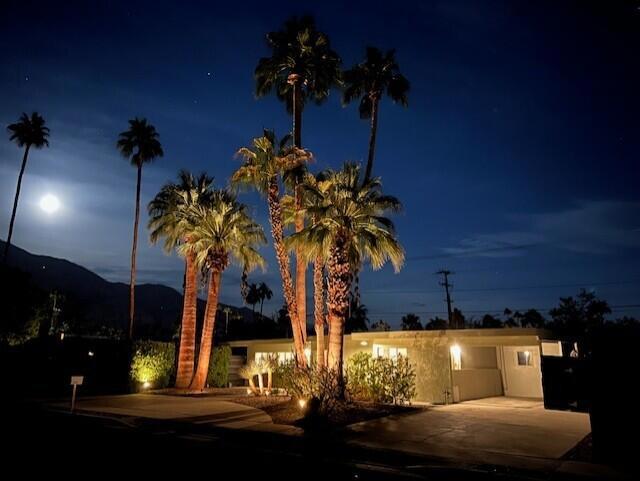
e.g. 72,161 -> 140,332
425,317 -> 448,330
520,309 -> 546,328
257,282 -> 273,317
117,118 -> 164,338
615,316 -> 640,328
451,308 -> 466,329
4,112 -> 50,263
401,313 -> 422,331
370,319 -> 391,332
345,299 -> 369,333
342,47 -> 409,183
245,283 -> 261,318
276,304 -> 291,338
503,308 -> 520,328
549,289 -> 610,336
477,314 -> 503,328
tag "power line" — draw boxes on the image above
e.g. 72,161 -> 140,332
365,279 -> 640,295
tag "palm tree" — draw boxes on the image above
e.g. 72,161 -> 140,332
180,190 -> 266,391
342,47 -> 410,183
282,172 -> 330,367
148,171 -> 214,389
232,129 -> 311,366
257,282 -> 273,317
117,118 -> 163,339
4,112 -> 50,263
290,163 -> 404,386
245,283 -> 260,318
255,15 -> 342,341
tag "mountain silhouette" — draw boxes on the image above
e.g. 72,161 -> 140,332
1,240 -> 257,332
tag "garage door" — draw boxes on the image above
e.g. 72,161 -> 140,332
500,346 -> 543,399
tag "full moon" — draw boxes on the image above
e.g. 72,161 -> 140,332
40,194 -> 60,214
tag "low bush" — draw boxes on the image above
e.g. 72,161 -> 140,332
346,352 -> 416,404
275,362 -> 342,415
130,341 -> 175,390
207,345 -> 231,388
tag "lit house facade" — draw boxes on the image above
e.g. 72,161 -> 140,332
228,328 -> 562,404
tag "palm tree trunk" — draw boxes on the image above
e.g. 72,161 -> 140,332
3,144 -> 30,263
363,96 -> 380,184
267,180 -> 307,366
128,164 -> 142,339
189,269 -> 222,391
175,251 -> 197,389
313,258 -> 325,368
327,234 -> 352,388
291,77 -> 308,345
295,188 -> 307,344
260,299 -> 264,317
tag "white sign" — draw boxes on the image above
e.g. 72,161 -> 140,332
70,376 -> 84,386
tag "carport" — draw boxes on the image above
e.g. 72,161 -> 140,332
448,331 -> 550,403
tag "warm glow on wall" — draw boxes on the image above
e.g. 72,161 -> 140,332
450,344 -> 462,371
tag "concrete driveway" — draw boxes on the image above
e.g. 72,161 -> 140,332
52,394 -> 296,433
347,397 -> 591,471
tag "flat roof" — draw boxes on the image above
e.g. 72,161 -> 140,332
226,328 -> 550,347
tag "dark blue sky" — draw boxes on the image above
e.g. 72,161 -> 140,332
1,0 -> 639,325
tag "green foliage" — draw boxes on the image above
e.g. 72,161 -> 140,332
130,341 -> 175,390
207,345 -> 231,387
275,361 -> 342,415
346,352 -> 416,405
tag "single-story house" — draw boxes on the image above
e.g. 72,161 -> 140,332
227,328 -> 563,404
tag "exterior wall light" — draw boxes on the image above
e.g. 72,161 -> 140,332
360,341 -> 368,346
450,344 -> 462,371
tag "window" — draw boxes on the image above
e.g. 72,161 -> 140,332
517,350 -> 533,366
372,344 -> 407,360
255,351 -> 293,364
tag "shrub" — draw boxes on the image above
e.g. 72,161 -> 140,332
207,345 -> 231,388
346,352 -> 416,404
130,341 -> 175,390
275,361 -> 342,415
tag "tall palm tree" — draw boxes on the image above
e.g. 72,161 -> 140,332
117,118 -> 163,339
4,112 -> 50,262
180,190 -> 266,391
342,47 -> 410,183
232,129 -> 311,366
148,171 -> 214,389
282,172 -> 330,368
255,15 -> 342,341
257,282 -> 273,317
290,163 -> 404,386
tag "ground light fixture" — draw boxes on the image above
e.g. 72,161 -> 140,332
298,399 -> 307,409
142,381 -> 151,389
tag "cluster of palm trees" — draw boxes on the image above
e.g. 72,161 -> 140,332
245,282 -> 273,318
4,15 -> 409,391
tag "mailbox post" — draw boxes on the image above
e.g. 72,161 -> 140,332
70,376 -> 84,413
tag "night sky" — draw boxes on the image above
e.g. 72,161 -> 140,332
1,0 -> 639,326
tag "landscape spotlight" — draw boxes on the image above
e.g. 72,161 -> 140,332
298,399 -> 307,410
142,381 -> 151,389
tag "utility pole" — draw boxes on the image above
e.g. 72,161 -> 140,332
436,270 -> 454,328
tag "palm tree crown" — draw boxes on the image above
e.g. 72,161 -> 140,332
148,170 -> 214,253
290,162 -> 405,273
179,190 -> 266,274
255,15 -> 342,113
342,47 -> 409,118
117,117 -> 164,166
232,130 -> 311,194
8,112 -> 50,148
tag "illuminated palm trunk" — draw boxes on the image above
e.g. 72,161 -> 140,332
175,251 -> 197,389
267,180 -> 307,366
189,268 -> 222,391
313,258 -> 326,368
327,233 -> 352,387
290,74 -> 308,345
